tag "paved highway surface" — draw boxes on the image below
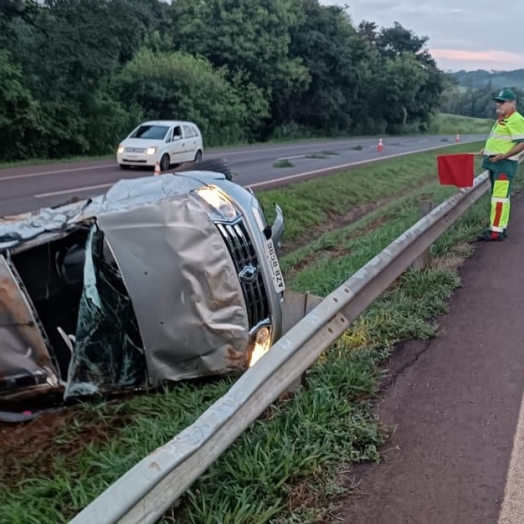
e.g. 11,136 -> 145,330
0,134 -> 484,216
334,191 -> 524,523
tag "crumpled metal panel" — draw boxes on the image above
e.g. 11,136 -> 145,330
98,194 -> 250,383
1,172 -> 256,400
64,224 -> 146,400
0,200 -> 92,251
0,173 -> 227,252
0,255 -> 59,392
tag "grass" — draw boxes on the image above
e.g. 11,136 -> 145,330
428,113 -> 493,135
1,139 -> 513,524
273,159 -> 294,168
257,141 -> 483,244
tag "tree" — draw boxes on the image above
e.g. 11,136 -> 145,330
113,48 -> 265,145
169,0 -> 309,135
0,49 -> 44,160
288,1 -> 373,132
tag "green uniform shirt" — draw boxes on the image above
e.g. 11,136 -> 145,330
482,110 -> 524,175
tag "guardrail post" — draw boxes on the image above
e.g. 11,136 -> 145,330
278,290 -> 323,399
411,200 -> 434,271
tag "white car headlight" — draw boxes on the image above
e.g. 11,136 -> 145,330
146,147 -> 156,155
117,145 -> 124,154
194,186 -> 239,222
249,327 -> 272,367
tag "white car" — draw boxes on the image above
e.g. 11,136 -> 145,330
116,120 -> 204,171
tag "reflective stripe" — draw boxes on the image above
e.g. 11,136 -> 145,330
488,133 -> 514,142
492,226 -> 505,232
492,197 -> 509,203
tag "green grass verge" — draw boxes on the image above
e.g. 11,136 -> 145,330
428,113 -> 493,135
273,159 -> 294,168
257,141 -> 483,244
2,140 -> 514,524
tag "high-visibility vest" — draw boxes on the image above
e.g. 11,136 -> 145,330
484,111 -> 524,160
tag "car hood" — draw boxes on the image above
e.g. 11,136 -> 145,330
0,170 -> 253,403
121,138 -> 164,149
0,171 -> 231,251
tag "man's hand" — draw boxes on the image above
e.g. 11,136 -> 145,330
490,154 -> 506,162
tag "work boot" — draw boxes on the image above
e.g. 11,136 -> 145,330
477,230 -> 503,241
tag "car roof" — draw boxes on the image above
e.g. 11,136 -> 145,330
139,120 -> 198,127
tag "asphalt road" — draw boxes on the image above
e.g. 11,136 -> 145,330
0,134 -> 484,216
334,191 -> 524,523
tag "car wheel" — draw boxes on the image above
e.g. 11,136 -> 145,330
194,150 -> 203,162
119,164 -> 131,170
176,157 -> 233,181
160,154 -> 170,172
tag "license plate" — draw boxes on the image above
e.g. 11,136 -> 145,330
262,238 -> 285,293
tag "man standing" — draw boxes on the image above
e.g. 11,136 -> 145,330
478,89 -> 524,241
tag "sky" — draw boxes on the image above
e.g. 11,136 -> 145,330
320,0 -> 524,72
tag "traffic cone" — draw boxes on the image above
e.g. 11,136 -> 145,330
154,161 -> 161,176
455,134 -> 460,143
377,138 -> 383,152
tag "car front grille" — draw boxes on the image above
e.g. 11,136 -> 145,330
124,147 -> 146,153
215,221 -> 270,329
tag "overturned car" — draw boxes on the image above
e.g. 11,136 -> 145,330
0,169 -> 286,403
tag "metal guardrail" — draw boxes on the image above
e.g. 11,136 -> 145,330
69,167 -> 498,524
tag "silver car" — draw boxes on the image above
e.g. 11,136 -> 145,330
0,170 -> 285,403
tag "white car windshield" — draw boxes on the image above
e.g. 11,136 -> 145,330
130,125 -> 170,140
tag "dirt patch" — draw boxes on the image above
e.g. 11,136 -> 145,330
328,201 -> 524,523
282,201 -> 386,257
281,180 -> 437,259
0,404 -> 129,487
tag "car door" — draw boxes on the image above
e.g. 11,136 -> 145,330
182,124 -> 197,162
168,125 -> 185,164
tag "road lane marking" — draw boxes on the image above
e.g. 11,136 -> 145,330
29,141 -> 480,199
34,183 -> 113,198
0,137 -> 480,182
498,385 -> 524,524
0,142 -> 359,181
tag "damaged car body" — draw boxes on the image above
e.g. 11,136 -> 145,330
0,170 -> 286,403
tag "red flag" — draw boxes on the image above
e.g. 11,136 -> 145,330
437,153 -> 475,188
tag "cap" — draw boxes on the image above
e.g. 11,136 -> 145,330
493,89 -> 517,102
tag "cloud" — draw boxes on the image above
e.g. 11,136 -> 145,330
430,49 -> 524,71
320,0 -> 524,70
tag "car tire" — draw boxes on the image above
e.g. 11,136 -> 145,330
160,154 -> 170,172
119,164 -> 131,170
194,150 -> 203,162
175,157 -> 233,181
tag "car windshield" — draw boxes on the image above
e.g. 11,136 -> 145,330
130,125 -> 170,140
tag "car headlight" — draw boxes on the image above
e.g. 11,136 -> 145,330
117,145 -> 124,154
193,186 -> 239,221
248,327 -> 272,367
146,147 -> 156,155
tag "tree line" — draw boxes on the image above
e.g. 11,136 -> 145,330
0,0 -> 446,162
440,78 -> 524,120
